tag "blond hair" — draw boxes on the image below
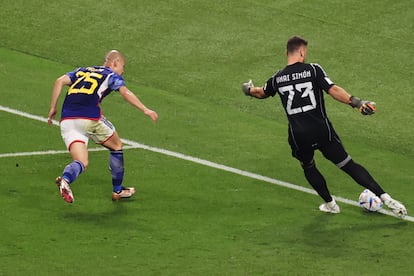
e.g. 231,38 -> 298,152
104,50 -> 125,64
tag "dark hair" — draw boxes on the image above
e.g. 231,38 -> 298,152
286,36 -> 308,53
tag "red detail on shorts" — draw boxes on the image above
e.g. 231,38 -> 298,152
68,140 -> 86,151
100,133 -> 115,145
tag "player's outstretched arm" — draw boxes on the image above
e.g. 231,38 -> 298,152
241,80 -> 269,99
327,85 -> 351,104
119,86 -> 158,122
48,74 -> 72,124
328,85 -> 376,115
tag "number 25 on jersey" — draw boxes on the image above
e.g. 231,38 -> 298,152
68,71 -> 103,95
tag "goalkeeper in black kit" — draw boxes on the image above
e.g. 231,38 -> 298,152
242,35 -> 407,217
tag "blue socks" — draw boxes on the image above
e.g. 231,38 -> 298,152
62,160 -> 85,184
110,150 -> 124,193
61,151 -> 124,193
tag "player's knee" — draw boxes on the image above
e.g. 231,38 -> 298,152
301,159 -> 315,170
115,143 -> 123,151
112,144 -> 123,151
103,136 -> 123,151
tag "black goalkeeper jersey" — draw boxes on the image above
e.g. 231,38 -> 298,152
264,62 -> 336,151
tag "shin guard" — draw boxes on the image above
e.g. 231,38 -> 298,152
62,160 -> 85,184
110,150 -> 124,193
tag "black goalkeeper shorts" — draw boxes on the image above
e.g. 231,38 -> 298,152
289,129 -> 350,167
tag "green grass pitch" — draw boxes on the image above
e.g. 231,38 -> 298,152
0,0 -> 413,275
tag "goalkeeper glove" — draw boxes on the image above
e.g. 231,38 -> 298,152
349,96 -> 376,115
242,80 -> 254,96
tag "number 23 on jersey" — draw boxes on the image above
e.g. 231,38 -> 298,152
278,81 -> 316,115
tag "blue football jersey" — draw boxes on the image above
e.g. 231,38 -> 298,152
61,66 -> 125,120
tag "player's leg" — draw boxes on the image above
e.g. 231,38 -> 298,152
90,117 -> 135,201
319,137 -> 384,195
290,137 -> 339,213
57,120 -> 89,203
320,137 -> 407,217
341,160 -> 385,195
102,131 -> 136,201
102,131 -> 124,190
61,121 -> 88,184
301,158 -> 340,213
301,159 -> 332,202
64,142 -> 88,183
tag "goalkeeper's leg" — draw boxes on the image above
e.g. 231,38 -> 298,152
320,138 -> 385,195
321,140 -> 407,217
341,160 -> 407,217
340,160 -> 385,196
302,159 -> 333,202
292,144 -> 336,204
290,138 -> 339,212
302,160 -> 340,213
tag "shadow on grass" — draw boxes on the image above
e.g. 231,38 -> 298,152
300,210 -> 409,257
58,199 -> 139,227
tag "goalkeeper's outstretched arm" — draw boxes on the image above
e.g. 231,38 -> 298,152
241,80 -> 270,99
249,87 -> 270,99
328,85 -> 376,115
327,85 -> 352,104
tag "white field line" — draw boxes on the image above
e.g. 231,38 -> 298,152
0,145 -> 139,158
1,105 -> 412,222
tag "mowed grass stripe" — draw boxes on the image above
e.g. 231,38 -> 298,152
2,104 -> 412,222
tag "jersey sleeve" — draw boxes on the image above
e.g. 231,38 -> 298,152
107,73 -> 126,91
66,67 -> 82,83
312,63 -> 335,92
263,74 -> 278,97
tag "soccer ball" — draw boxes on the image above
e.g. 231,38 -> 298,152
359,189 -> 383,212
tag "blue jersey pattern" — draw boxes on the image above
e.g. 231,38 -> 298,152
61,66 -> 125,120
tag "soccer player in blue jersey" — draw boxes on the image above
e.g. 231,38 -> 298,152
47,50 -> 158,203
242,36 -> 407,217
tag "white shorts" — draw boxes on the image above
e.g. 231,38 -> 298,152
60,117 -> 116,150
